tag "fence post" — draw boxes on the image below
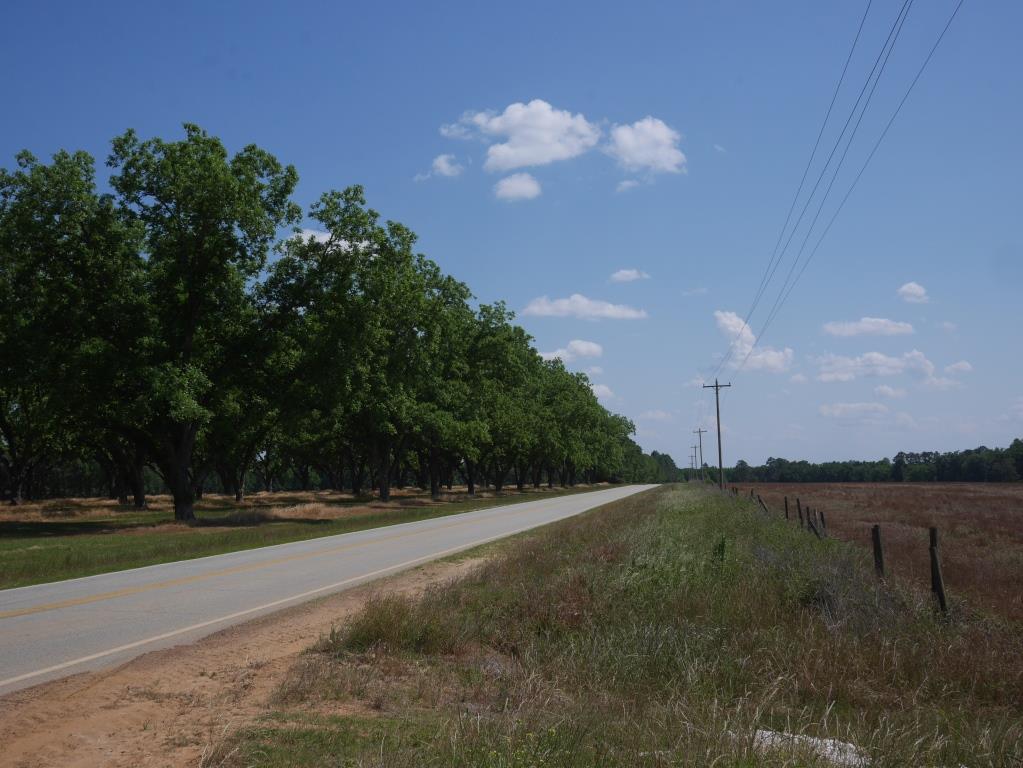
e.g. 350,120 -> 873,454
819,509 -> 827,537
797,498 -> 804,528
757,494 -> 770,515
871,524 -> 885,577
806,518 -> 823,540
784,496 -> 790,520
929,527 -> 948,614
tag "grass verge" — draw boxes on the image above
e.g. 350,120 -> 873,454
0,486 -> 601,589
218,484 -> 1022,767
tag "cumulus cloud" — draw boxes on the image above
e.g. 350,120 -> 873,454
819,402 -> 889,418
540,339 -> 603,363
591,383 -> 614,400
298,228 -> 331,243
584,365 -> 604,376
713,143 -> 727,153
790,373 -> 808,383
414,153 -> 464,181
815,349 -> 935,382
875,385 -> 906,399
714,310 -> 794,373
610,268 -> 650,283
945,360 -> 972,374
616,179 -> 640,193
606,116 -> 686,174
897,281 -> 929,304
494,173 -> 541,201
449,99 -> 601,172
523,294 -> 647,320
822,317 -> 914,337
639,410 -> 673,422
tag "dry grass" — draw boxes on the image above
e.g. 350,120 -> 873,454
223,485 -> 1023,767
740,483 -> 1023,620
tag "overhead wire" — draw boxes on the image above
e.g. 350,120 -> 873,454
743,0 -> 966,360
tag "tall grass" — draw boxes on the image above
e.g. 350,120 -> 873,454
237,486 -> 1023,767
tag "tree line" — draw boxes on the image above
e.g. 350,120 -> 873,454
726,439 -> 1023,484
0,125 -> 678,517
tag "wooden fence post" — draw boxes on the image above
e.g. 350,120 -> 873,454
757,494 -> 770,515
819,509 -> 827,537
797,498 -> 804,528
929,527 -> 948,614
806,518 -> 823,541
871,524 -> 885,577
784,496 -> 789,520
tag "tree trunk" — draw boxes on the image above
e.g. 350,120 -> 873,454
465,459 -> 476,496
429,446 -> 441,501
377,441 -> 391,502
493,462 -> 504,493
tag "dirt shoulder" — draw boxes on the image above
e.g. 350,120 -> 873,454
0,555 -> 488,768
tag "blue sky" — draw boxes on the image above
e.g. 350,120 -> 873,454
3,0 -> 1021,465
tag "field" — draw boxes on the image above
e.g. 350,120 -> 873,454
0,485 -> 601,590
733,483 -> 1023,621
204,485 -> 1022,767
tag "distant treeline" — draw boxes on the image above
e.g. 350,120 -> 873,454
0,125 -> 681,515
725,439 -> 1023,483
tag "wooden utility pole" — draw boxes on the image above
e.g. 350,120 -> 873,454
693,428 -> 707,481
703,378 -> 732,489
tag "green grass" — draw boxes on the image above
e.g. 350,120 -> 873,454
218,484 -> 1023,767
0,486 -> 600,589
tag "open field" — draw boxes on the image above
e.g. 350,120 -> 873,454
203,485 -> 1022,767
0,485 -> 603,590
734,483 -> 1023,621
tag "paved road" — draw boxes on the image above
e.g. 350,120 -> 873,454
0,485 -> 654,696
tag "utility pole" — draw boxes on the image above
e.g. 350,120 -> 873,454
693,428 -> 707,482
691,446 -> 698,482
703,378 -> 732,489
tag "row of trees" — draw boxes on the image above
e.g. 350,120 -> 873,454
1,125 -> 674,517
727,439 -> 1023,483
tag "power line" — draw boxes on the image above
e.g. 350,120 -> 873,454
746,0 -> 966,356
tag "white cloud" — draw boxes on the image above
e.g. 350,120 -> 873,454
897,281 -> 929,304
591,383 -> 614,400
714,310 -> 794,373
451,99 -> 601,172
639,409 -> 673,422
922,376 -> 962,391
610,268 -> 650,283
540,339 -> 603,363
494,173 -> 541,201
790,373 -> 808,383
815,349 -> 935,382
584,365 -> 604,376
686,376 -> 707,388
939,321 -> 957,333
945,360 -> 972,374
894,411 -> 918,429
523,294 -> 647,320
875,385 -> 906,399
606,116 -> 686,174
819,402 -> 889,418
414,153 -> 464,181
713,143 -> 727,153
616,179 -> 640,193
431,153 -> 463,177
298,228 -> 331,243
822,317 -> 914,337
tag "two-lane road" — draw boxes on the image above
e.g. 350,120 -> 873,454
0,484 -> 654,696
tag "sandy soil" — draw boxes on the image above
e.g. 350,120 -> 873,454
0,556 -> 487,767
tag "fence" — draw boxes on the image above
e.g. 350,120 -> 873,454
725,485 -> 950,614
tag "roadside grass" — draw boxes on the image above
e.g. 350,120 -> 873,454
220,484 -> 1023,767
0,485 -> 602,589
744,482 -> 1023,621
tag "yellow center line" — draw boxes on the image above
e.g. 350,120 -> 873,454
0,493 -> 582,620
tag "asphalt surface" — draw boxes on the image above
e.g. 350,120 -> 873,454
0,485 -> 654,696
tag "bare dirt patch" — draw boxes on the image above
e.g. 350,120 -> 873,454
0,556 -> 488,768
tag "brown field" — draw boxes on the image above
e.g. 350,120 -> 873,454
735,482 -> 1023,621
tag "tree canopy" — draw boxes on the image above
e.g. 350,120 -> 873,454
0,126 -> 676,514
